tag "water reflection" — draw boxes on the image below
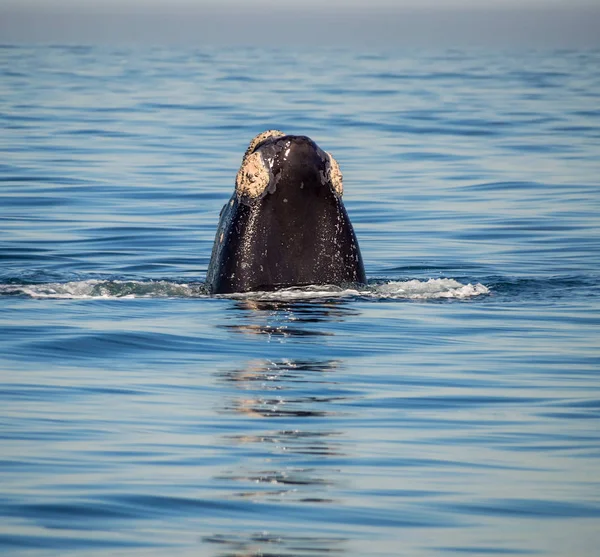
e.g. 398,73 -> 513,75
206,302 -> 355,556
220,299 -> 358,338
215,358 -> 344,490
219,359 -> 344,418
204,532 -> 345,556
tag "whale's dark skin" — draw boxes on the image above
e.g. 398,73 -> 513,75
206,132 -> 366,294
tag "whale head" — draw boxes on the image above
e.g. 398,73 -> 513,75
206,130 -> 366,294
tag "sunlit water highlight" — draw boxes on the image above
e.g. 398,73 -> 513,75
1,45 -> 599,557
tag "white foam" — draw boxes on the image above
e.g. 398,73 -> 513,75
0,280 -> 204,299
226,278 -> 489,301
372,278 -> 490,300
0,278 -> 489,301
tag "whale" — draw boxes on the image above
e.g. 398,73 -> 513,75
206,130 -> 366,294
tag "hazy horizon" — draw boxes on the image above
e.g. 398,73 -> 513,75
1,0 -> 599,48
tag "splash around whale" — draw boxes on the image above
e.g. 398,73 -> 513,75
0,278 -> 490,300
206,130 -> 367,294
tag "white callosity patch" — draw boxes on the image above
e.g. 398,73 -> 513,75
235,129 -> 284,199
325,152 -> 343,196
235,151 -> 271,198
243,129 -> 285,160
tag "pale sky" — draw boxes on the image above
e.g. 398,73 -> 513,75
1,0 -> 599,47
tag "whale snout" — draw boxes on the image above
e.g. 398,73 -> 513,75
265,136 -> 327,186
236,132 -> 343,199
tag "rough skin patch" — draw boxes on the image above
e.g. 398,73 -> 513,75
235,151 -> 270,198
326,152 -> 344,196
243,129 -> 284,161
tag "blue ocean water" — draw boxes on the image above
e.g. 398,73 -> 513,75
1,44 -> 600,556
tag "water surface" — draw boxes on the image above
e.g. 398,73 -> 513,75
1,45 -> 599,556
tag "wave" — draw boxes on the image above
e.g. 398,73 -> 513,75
0,279 -> 206,299
229,279 -> 489,301
0,278 -> 489,301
